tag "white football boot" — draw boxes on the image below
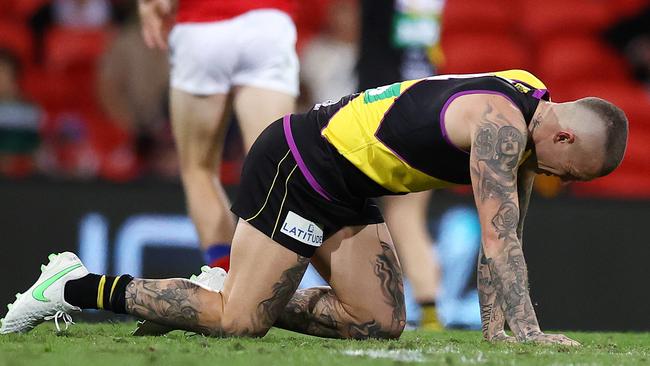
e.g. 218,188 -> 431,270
0,252 -> 89,334
132,265 -> 227,336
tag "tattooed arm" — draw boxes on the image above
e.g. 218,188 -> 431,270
477,163 -> 536,342
470,97 -> 578,346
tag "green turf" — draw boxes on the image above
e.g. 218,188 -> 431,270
0,323 -> 648,366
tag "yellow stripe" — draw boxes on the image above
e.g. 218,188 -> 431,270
271,164 -> 297,239
322,82 -> 456,193
245,150 -> 291,222
96,275 -> 106,310
109,275 -> 121,303
493,69 -> 547,90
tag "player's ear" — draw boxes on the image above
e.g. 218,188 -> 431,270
553,131 -> 575,144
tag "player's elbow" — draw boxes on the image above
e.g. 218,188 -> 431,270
347,320 -> 404,340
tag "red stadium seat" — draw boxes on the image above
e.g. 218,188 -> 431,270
441,0 -> 513,36
571,173 -> 650,198
0,21 -> 33,66
32,28 -> 111,111
609,0 -> 649,18
519,0 -> 613,42
44,27 -> 112,72
440,34 -> 530,74
22,67 -> 97,111
12,0 -> 49,20
0,2 -> 15,20
39,108 -> 139,181
535,37 -> 631,86
294,0 -> 331,52
560,80 -> 650,124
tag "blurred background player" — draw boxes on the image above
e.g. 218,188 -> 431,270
358,0 -> 446,330
0,48 -> 42,177
300,0 -> 480,330
137,0 -> 299,270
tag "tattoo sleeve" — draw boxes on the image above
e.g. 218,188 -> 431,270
470,101 -> 542,341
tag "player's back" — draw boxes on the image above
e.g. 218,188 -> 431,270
288,70 -> 549,197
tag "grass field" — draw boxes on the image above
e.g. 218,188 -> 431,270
0,323 -> 648,366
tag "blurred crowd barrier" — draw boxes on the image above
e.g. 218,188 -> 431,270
0,0 -> 648,198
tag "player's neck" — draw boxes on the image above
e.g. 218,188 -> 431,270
529,101 -> 554,144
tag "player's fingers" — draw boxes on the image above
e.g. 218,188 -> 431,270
141,24 -> 156,49
489,331 -> 516,343
151,26 -> 168,50
158,0 -> 172,15
144,17 -> 167,50
556,335 -> 581,347
544,334 -> 580,347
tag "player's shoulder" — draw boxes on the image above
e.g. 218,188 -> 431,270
451,91 -> 527,128
491,69 -> 547,90
476,98 -> 528,142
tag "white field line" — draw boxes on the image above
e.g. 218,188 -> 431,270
340,348 -> 426,363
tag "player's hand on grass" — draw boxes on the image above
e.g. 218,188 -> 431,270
138,0 -> 175,50
526,332 -> 581,346
487,330 -> 516,343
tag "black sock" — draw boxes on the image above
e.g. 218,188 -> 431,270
64,274 -> 134,314
418,300 -> 437,308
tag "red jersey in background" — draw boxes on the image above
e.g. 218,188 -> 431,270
176,0 -> 295,23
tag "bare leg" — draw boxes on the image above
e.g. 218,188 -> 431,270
125,221 -> 404,339
383,192 -> 442,328
383,192 -> 439,303
275,224 -> 406,339
125,278 -> 225,335
170,89 -> 235,249
232,85 -> 295,151
126,219 -> 308,337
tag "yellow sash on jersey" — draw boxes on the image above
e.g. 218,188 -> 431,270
321,70 -> 545,193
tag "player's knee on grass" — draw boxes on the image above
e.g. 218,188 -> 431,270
219,311 -> 273,338
218,294 -> 284,338
317,288 -> 405,340
343,304 -> 405,340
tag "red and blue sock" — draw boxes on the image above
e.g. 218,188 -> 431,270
204,243 -> 231,271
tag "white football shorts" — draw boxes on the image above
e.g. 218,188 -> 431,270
169,9 -> 299,96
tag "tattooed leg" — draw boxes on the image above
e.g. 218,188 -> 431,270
251,256 -> 310,335
125,278 -> 226,336
125,219 -> 311,337
125,255 -> 309,337
276,224 -> 405,340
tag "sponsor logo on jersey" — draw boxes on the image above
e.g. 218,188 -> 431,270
280,211 -> 323,247
513,82 -> 531,94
